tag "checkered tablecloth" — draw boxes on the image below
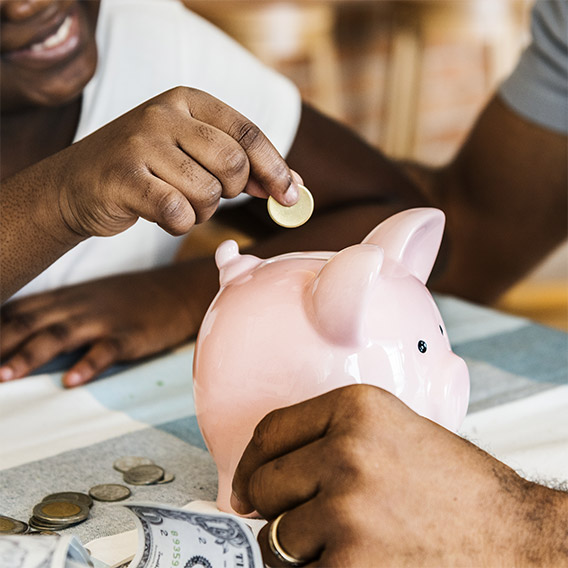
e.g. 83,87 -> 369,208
1,295 -> 566,548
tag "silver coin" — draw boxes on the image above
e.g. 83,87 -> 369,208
33,500 -> 89,524
42,491 -> 93,508
156,471 -> 175,485
89,483 -> 131,502
113,456 -> 155,473
0,515 -> 28,535
123,464 -> 164,485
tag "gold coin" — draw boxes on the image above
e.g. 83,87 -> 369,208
0,516 -> 28,534
33,500 -> 89,524
267,184 -> 314,228
42,491 -> 93,508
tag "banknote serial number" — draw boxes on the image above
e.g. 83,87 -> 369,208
160,529 -> 182,567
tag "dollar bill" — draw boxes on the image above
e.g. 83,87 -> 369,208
125,503 -> 263,568
0,534 -> 94,568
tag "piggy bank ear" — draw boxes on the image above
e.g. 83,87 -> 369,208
362,208 -> 444,284
215,240 -> 262,287
310,244 -> 384,347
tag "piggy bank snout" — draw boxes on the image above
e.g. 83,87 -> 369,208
433,354 -> 470,431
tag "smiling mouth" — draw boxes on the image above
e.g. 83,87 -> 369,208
30,15 -> 73,53
3,6 -> 83,67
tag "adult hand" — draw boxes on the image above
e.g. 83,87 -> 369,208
56,86 -> 299,238
0,258 -> 215,387
1,86 -> 300,302
232,385 -> 564,567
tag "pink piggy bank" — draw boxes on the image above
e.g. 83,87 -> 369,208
193,208 -> 469,512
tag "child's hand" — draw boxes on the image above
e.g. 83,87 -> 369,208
55,86 -> 300,239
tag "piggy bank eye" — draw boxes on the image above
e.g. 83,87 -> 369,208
439,325 -> 444,335
417,340 -> 428,353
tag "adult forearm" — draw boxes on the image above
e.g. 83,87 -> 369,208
1,157 -> 84,303
517,482 -> 568,566
414,96 -> 568,303
288,104 -> 430,211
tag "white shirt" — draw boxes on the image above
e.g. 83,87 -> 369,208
16,0 -> 301,298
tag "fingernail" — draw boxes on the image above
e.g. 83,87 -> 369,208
283,182 -> 299,206
64,372 -> 82,387
290,169 -> 304,186
0,367 -> 14,381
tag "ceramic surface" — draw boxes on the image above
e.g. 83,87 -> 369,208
193,208 -> 470,512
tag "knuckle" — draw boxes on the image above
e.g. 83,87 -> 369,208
199,177 -> 223,207
5,312 -> 36,334
325,436 -> 366,481
168,85 -> 192,104
252,410 -> 280,457
47,323 -> 71,343
266,160 -> 289,184
155,192 -> 194,234
15,347 -> 39,368
101,336 -> 126,358
233,120 -> 262,151
320,494 -> 360,536
140,101 -> 168,125
247,467 -> 271,506
219,146 -> 248,181
338,384 -> 378,416
123,132 -> 148,154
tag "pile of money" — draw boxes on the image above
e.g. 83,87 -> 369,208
1,492 -> 93,535
0,456 -> 175,538
112,456 -> 175,487
29,492 -> 92,532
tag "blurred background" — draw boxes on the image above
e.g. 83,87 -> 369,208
185,0 -> 567,330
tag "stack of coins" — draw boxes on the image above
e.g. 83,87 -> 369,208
88,483 -> 131,502
29,492 -> 92,532
113,456 -> 175,487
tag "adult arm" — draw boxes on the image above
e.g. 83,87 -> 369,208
297,96 -> 567,303
410,94 -> 567,303
229,94 -> 567,305
0,87 -> 299,304
5,96 -> 566,384
232,385 -> 568,567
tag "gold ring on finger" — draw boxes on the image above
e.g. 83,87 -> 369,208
268,512 -> 306,567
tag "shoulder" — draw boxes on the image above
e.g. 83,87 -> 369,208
498,0 -> 568,134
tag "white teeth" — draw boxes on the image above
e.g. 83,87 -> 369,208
30,16 -> 72,52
